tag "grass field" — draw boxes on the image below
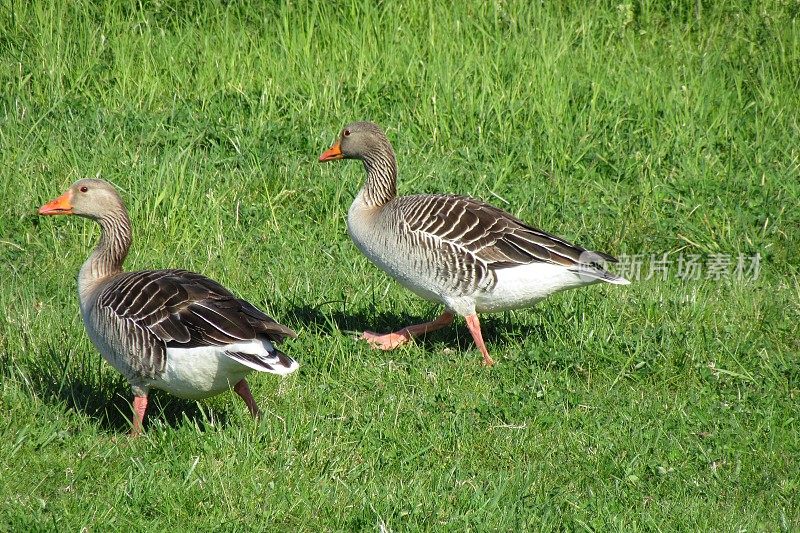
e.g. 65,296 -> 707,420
1,0 -> 799,529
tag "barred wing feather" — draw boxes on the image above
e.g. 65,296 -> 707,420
95,270 -> 297,377
398,194 -> 619,271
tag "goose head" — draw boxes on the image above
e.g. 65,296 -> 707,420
39,179 -> 125,220
319,121 -> 390,162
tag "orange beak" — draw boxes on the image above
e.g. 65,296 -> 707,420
38,191 -> 74,216
319,141 -> 343,162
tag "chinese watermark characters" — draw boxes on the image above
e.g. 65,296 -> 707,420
612,253 -> 761,282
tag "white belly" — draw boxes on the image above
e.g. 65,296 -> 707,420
473,263 -> 597,313
152,342 -> 260,400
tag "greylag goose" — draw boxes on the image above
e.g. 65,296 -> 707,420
38,179 -> 298,435
319,121 -> 629,366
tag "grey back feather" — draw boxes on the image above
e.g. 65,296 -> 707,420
386,194 -> 620,295
94,269 -> 297,379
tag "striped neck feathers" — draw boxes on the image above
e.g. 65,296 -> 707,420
78,209 -> 132,300
359,145 -> 398,208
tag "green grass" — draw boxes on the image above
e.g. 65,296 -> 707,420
1,0 -> 799,529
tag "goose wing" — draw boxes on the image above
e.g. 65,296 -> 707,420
398,194 -> 619,272
94,270 -> 297,377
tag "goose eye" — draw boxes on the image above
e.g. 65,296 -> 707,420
80,186 -> 88,193
343,129 -> 351,137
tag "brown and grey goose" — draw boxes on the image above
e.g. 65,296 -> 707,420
319,121 -> 629,366
38,179 -> 298,435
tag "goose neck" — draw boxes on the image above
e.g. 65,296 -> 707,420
360,149 -> 398,207
78,210 -> 131,302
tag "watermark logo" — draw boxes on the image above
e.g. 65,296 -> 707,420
576,250 -> 617,283
611,253 -> 761,282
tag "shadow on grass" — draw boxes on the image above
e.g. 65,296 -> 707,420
25,344 -> 228,434
285,302 -> 551,355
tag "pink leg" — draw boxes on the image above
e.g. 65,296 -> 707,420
234,379 -> 261,419
465,314 -> 495,366
131,395 -> 148,437
362,311 -> 455,350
